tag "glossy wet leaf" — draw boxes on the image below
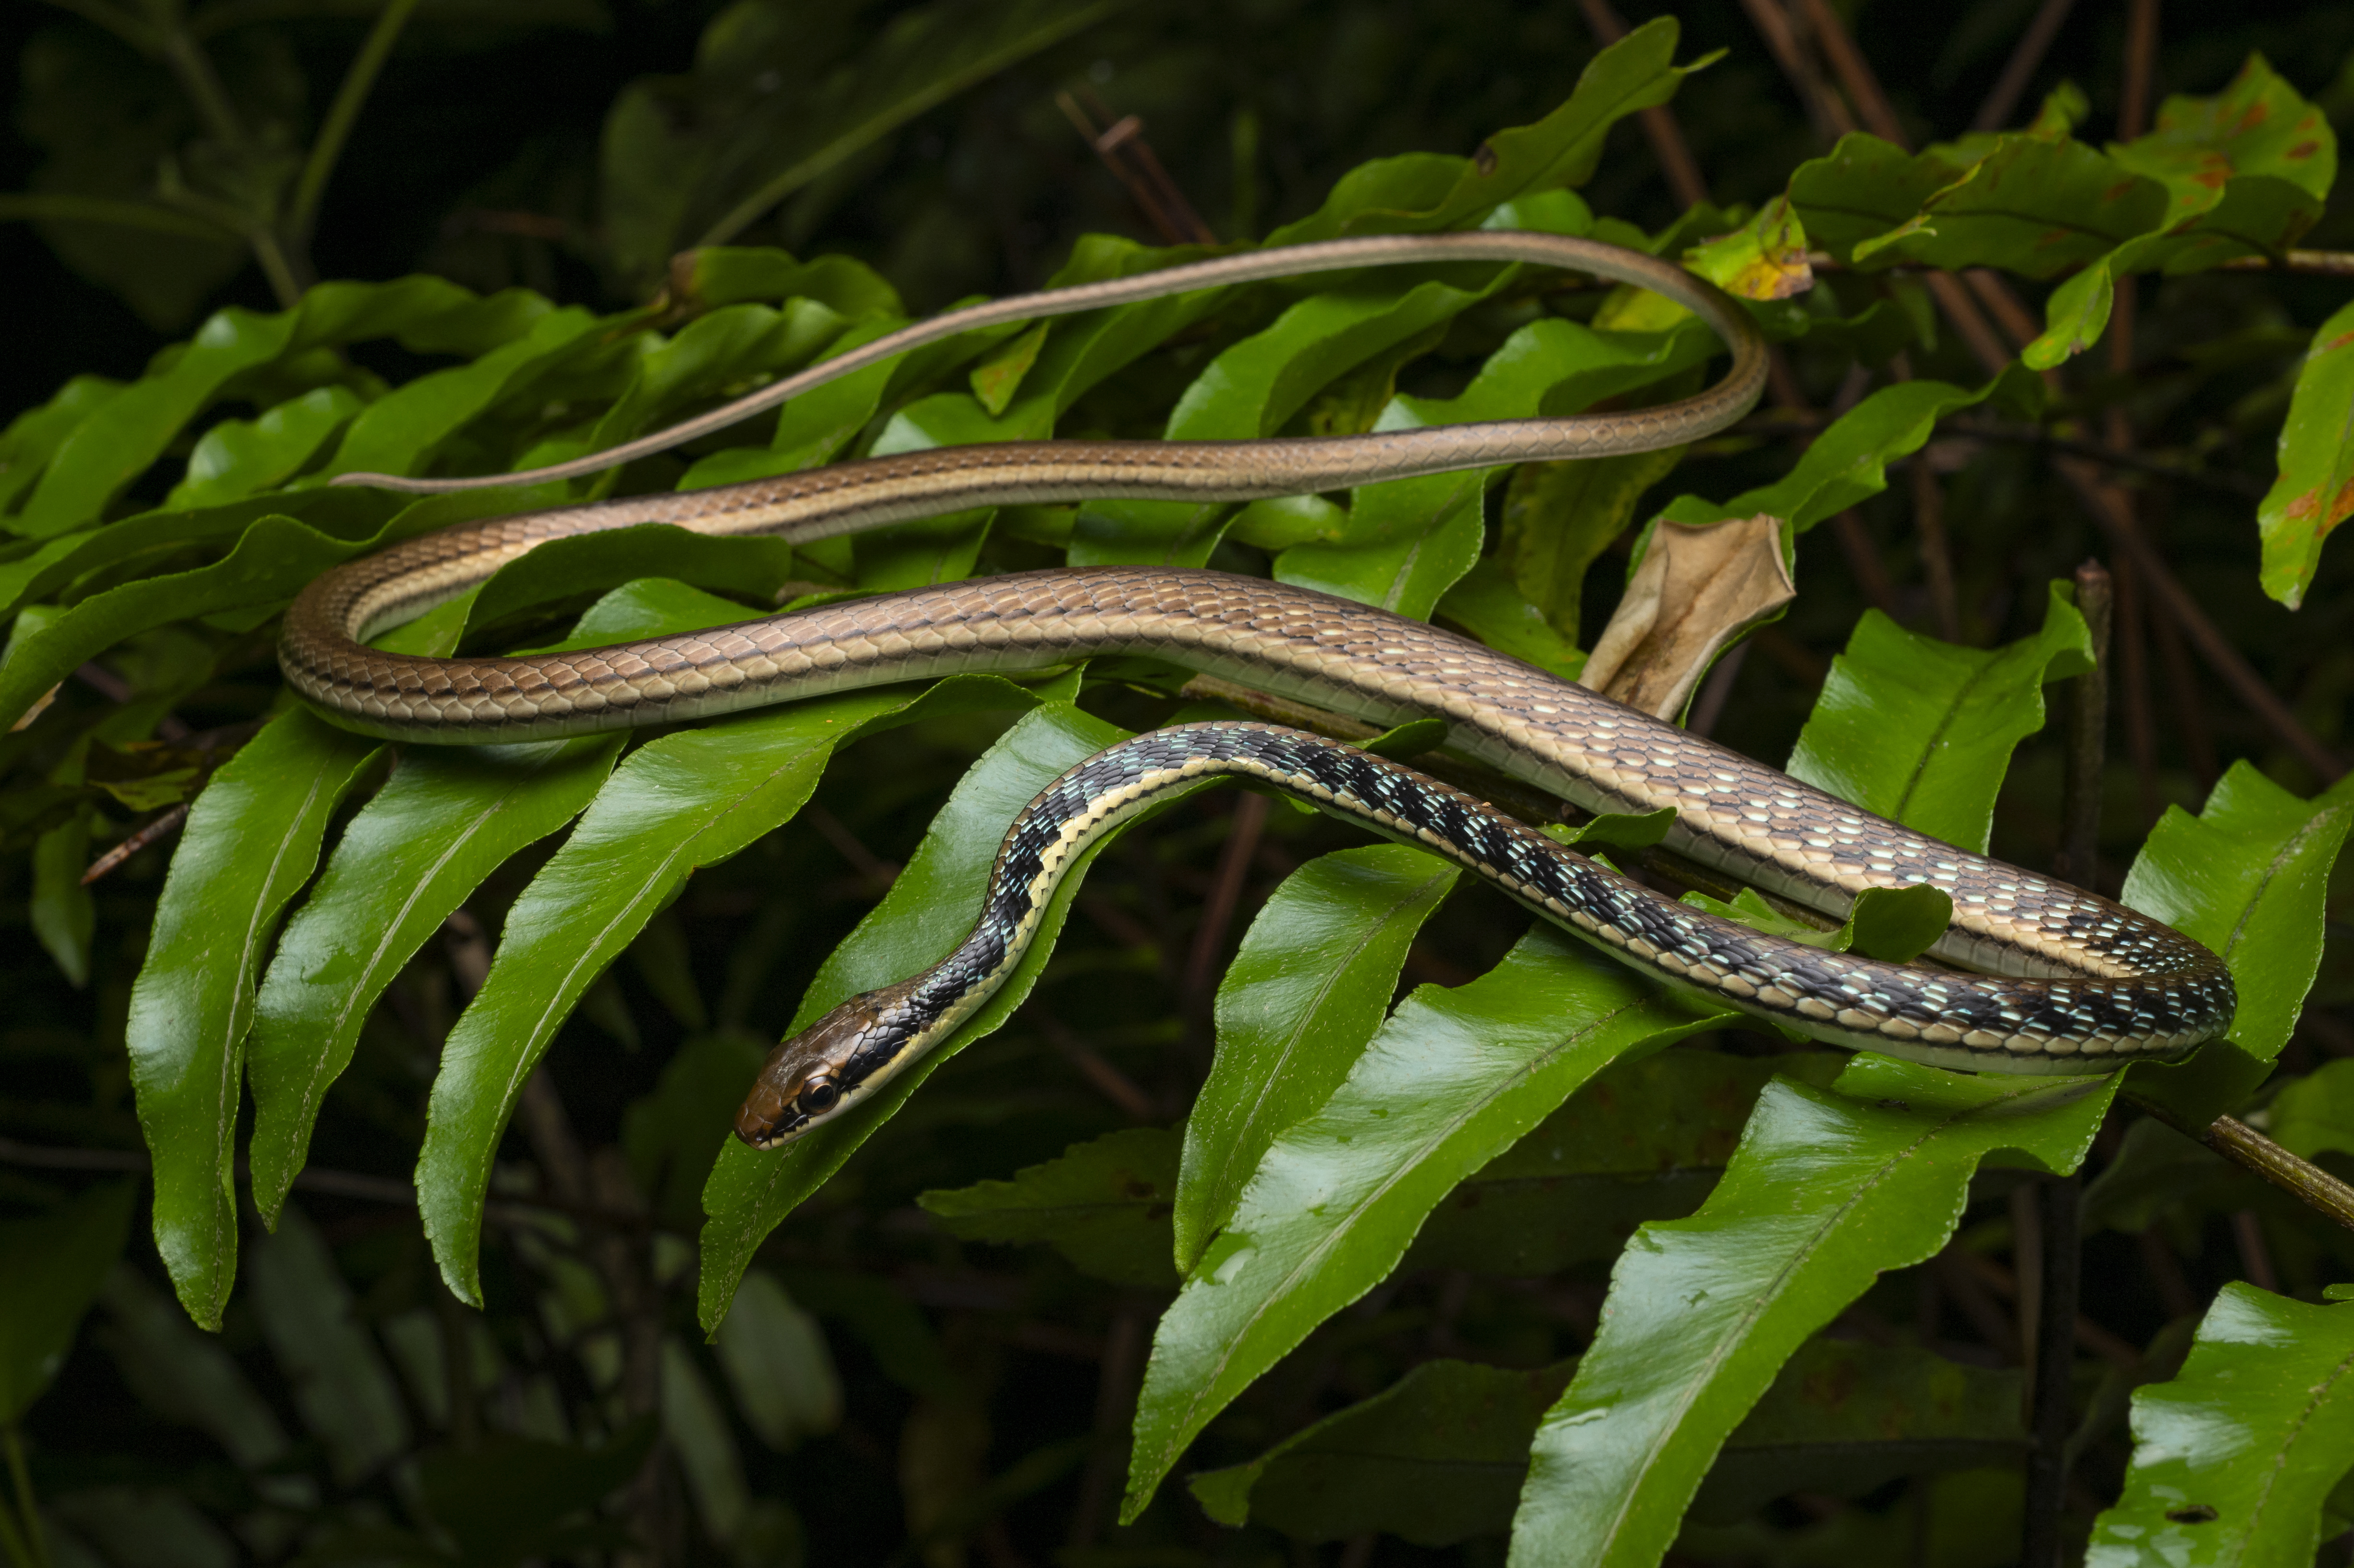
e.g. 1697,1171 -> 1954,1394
920,1126 -> 1183,1289
125,710 -> 382,1328
423,672 -> 1069,1302
0,1180 -> 135,1423
1786,579 -> 2092,855
1177,844 -> 1460,1272
248,734 -> 624,1224
2256,299 -> 2354,610
1122,927 -> 1718,1520
1508,1056 -> 2118,1568
697,694 -> 1159,1332
166,386 -> 366,509
2119,761 -> 2352,1065
2084,1286 -> 2354,1567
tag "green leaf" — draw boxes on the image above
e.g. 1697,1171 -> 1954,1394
1279,315 -> 1714,619
2084,1286 -> 2354,1567
672,248 -> 904,320
623,1032 -> 771,1227
30,805 -> 96,985
1690,1337 -> 2026,1523
1839,883 -> 1957,963
1190,1336 -> 2021,1545
126,711 -> 383,1329
1404,1049 -> 1839,1277
605,0 -> 1131,280
1846,135 -> 2169,279
1508,1056 -> 2118,1568
319,305 -> 615,480
1785,579 -> 2092,855
1189,1358 -> 1576,1544
2109,54 -> 2337,219
417,1419 -> 658,1567
1434,559 -> 1587,682
2255,299 -> 2354,610
97,1267 -> 303,1489
582,300 -> 851,457
455,523 -> 797,647
0,503 -> 445,734
247,1208 -> 411,1484
712,1270 -> 842,1450
422,673 -> 1067,1302
2119,761 -> 2351,1065
1176,844 -> 1460,1272
2267,1057 -> 2354,1160
697,693 -> 1160,1332
1267,18 -> 1712,242
0,1181 -> 136,1423
0,374 -> 125,518
164,386 -> 367,510
248,734 -> 625,1225
1122,927 -> 1716,1521
15,307 -> 302,536
1661,369 -> 2040,536
1495,410 -> 1693,646
919,1127 -> 1183,1289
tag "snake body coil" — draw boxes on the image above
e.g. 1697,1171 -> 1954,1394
283,231 -> 2236,1145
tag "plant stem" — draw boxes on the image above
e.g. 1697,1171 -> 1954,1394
2020,1173 -> 2082,1568
0,1428 -> 48,1568
287,0 -> 419,259
2052,561 -> 2110,891
0,193 -> 231,241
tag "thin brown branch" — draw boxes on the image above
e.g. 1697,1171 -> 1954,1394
1576,0 -> 1712,208
1029,1010 -> 1157,1122
1184,791 -> 1269,1004
1911,455 -> 1960,642
1735,0 -> 1856,142
2058,459 -> 2347,782
2053,560 -> 2111,891
2125,1093 -> 2354,1237
1793,0 -> 1905,144
2218,249 -> 2354,277
2117,0 -> 2159,142
2113,555 -> 2162,830
1971,0 -> 2079,133
80,805 -> 189,886
1057,90 -> 1217,247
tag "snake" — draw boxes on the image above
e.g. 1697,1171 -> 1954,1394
284,231 -> 2237,1149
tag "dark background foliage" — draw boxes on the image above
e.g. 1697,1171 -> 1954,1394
3,0 -> 2352,1565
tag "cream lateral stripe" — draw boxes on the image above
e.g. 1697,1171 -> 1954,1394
731,724 -> 2237,1149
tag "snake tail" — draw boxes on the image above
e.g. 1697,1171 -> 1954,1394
734,723 -> 2235,1148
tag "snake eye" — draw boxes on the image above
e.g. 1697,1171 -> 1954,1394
797,1078 -> 842,1116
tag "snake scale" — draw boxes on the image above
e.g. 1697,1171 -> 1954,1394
282,231 -> 2236,1146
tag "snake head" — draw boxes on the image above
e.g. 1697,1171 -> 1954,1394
734,978 -> 929,1150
